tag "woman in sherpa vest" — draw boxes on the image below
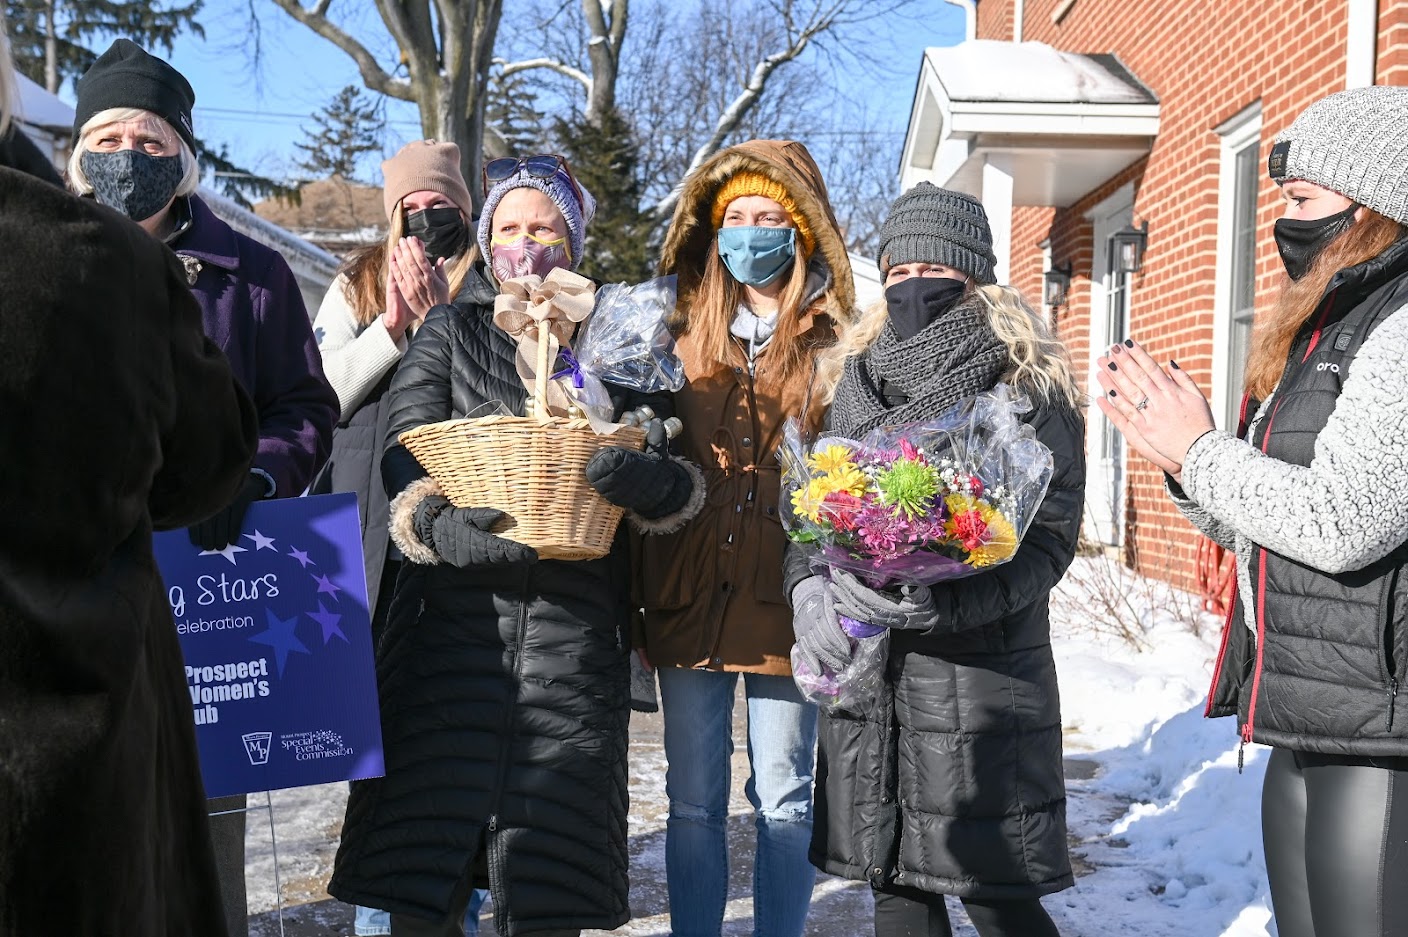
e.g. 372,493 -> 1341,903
641,139 -> 854,937
310,140 -> 488,937
330,156 -> 704,937
1099,86 -> 1408,937
785,184 -> 1085,937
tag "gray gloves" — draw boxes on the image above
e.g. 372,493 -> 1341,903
830,569 -> 937,631
790,575 -> 853,676
413,495 -> 538,568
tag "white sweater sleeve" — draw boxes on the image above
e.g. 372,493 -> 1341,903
312,274 -> 406,416
1181,303 -> 1408,574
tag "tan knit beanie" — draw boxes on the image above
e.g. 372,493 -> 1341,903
381,140 -> 473,222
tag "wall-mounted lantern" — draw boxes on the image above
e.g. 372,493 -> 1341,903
1043,262 -> 1073,307
1111,220 -> 1149,275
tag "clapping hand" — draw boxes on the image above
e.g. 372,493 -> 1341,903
1094,340 -> 1217,479
390,236 -> 450,319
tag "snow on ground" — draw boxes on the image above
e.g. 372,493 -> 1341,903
247,556 -> 1279,937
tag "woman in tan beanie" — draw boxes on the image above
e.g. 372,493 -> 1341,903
310,143 -> 485,935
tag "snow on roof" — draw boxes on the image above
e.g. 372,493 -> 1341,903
924,41 -> 1157,106
14,71 -> 75,133
199,186 -> 341,280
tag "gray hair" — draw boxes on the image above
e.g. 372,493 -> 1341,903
68,107 -> 201,197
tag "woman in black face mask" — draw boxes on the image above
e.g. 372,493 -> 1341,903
1097,86 -> 1408,937
786,182 -> 1086,937
67,39 -> 339,937
309,139 -> 485,937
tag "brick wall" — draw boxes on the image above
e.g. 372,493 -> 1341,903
973,0 -> 1408,592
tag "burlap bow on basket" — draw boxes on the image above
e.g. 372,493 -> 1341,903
493,268 -> 596,422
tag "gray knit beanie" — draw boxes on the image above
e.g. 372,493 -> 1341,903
477,166 -> 598,270
876,182 -> 997,284
1270,86 -> 1408,224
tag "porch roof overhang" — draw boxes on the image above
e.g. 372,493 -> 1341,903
900,41 -> 1160,207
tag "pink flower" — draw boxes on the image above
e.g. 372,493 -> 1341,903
899,439 -> 926,464
821,491 -> 867,532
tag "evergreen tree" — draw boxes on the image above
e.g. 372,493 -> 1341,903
555,107 -> 652,285
4,0 -> 202,94
484,65 -> 546,159
293,86 -> 385,184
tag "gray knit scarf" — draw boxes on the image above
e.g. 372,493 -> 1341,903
829,294 -> 1010,437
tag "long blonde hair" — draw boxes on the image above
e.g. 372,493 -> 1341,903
341,197 -> 478,327
816,284 -> 1082,409
1244,207 -> 1405,400
0,13 -> 14,138
673,242 -> 823,383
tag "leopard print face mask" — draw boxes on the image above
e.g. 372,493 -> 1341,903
80,149 -> 184,222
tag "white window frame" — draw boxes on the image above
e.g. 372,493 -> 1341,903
1212,103 -> 1263,431
1084,184 -> 1135,547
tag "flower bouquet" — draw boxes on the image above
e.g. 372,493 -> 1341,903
780,385 -> 1054,711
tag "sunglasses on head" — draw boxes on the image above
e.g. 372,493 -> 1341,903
482,154 -> 585,208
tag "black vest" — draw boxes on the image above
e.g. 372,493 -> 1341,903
1211,239 -> 1408,756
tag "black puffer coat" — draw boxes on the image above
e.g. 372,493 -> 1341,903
329,269 -> 640,936
789,388 -> 1085,900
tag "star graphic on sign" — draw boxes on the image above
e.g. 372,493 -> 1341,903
288,546 -> 315,568
307,602 -> 347,644
313,573 -> 343,600
249,608 -> 311,677
244,530 -> 277,551
199,542 -> 247,566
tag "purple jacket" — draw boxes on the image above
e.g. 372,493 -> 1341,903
171,195 -> 338,497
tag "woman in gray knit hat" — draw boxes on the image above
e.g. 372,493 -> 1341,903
786,182 -> 1086,937
1100,86 -> 1408,937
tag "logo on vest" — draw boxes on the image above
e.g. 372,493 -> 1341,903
1316,361 -> 1341,374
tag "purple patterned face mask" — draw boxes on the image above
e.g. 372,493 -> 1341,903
490,231 -> 571,280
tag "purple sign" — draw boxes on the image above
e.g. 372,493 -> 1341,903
153,493 -> 384,797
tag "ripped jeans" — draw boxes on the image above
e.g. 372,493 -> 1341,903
657,667 -> 818,937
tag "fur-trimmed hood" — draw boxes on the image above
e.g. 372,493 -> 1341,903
658,139 -> 856,323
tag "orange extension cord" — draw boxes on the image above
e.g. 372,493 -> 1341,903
1196,537 -> 1237,617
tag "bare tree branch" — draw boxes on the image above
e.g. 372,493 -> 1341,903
648,0 -> 843,221
494,55 -> 593,92
268,0 -> 413,99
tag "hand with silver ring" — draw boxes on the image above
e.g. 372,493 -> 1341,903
1094,340 -> 1216,477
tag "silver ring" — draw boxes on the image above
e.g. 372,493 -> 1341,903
1135,396 -> 1150,411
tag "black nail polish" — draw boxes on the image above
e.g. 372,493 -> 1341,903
1108,389 -> 1117,398
1124,339 -> 1134,348
1170,359 -> 1181,369
1107,362 -> 1117,371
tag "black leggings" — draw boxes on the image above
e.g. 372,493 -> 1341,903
872,884 -> 1059,937
1263,748 -> 1408,937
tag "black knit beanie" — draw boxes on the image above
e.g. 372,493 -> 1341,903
876,182 -> 997,284
73,39 -> 197,155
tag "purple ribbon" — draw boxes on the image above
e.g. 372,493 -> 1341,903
840,615 -> 886,639
551,348 -> 585,389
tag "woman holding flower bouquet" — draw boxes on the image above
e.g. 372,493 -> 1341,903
330,157 -> 705,937
1100,87 -> 1408,937
640,139 -> 855,937
787,183 -> 1085,937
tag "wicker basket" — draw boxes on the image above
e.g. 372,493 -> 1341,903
398,318 -> 648,561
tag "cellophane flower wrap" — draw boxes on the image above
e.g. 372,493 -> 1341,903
780,385 -> 1054,711
573,275 -> 686,393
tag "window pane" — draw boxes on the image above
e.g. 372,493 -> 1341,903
1226,140 -> 1259,428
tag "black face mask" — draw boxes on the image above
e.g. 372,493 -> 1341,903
80,149 -> 184,222
405,206 -> 468,262
884,275 -> 969,340
1274,204 -> 1358,281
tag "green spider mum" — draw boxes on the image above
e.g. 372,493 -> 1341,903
875,458 -> 939,518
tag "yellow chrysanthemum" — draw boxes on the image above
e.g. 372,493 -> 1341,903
967,502 -> 1017,567
824,464 -> 870,498
791,477 -> 832,523
808,444 -> 858,475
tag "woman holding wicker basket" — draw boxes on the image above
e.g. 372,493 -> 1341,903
637,139 -> 856,937
329,156 -> 704,937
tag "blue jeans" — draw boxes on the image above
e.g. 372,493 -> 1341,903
658,667 -> 818,937
354,892 -> 488,936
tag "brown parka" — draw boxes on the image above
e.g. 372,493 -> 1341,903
636,140 -> 855,675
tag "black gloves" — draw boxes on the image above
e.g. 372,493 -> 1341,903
585,421 -> 693,520
412,495 -> 538,568
189,474 -> 267,551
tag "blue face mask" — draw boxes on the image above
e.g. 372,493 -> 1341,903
717,226 -> 797,287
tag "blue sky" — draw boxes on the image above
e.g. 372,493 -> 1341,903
124,1 -> 965,185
